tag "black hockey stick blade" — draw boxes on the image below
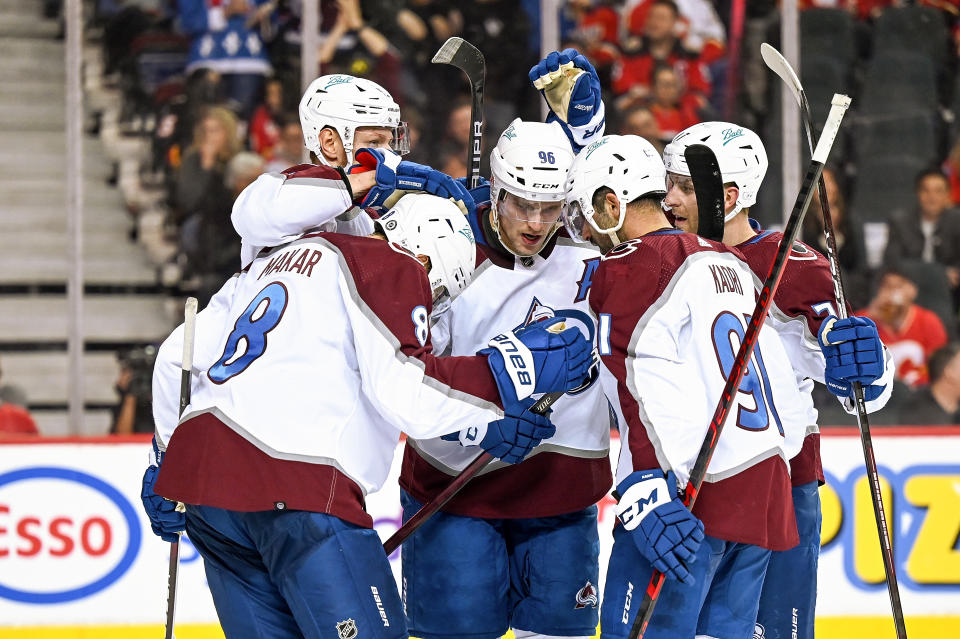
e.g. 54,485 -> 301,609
432,37 -> 486,188
685,144 -> 725,242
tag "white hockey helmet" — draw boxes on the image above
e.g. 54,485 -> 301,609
563,135 -> 666,243
662,121 -> 768,221
376,194 -> 476,316
299,74 -> 409,166
488,119 -> 575,255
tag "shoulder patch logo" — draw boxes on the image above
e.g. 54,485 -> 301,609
754,622 -> 766,639
336,619 -> 358,639
575,580 -> 599,609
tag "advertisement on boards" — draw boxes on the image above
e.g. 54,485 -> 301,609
0,430 -> 958,637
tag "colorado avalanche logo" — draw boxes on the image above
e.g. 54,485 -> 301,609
336,619 -> 358,639
574,581 -> 599,609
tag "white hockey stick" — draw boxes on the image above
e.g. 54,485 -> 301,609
165,297 -> 197,639
760,42 -> 908,639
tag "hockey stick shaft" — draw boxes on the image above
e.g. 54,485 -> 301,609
165,297 -> 197,639
760,42 -> 907,638
382,390 -> 562,556
431,37 -> 485,189
629,94 -> 851,639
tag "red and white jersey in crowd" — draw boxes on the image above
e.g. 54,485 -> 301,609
736,224 -> 894,486
400,235 -> 615,519
589,229 -> 809,550
232,163 -> 375,267
153,233 -> 504,529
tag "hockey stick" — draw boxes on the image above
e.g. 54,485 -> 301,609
628,94 -> 851,639
382,389 -> 562,556
432,37 -> 485,189
685,144 -> 725,243
760,42 -> 908,639
165,297 -> 197,639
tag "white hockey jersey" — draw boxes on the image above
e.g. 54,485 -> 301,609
737,222 -> 894,486
400,233 -> 615,519
153,232 -> 505,528
232,163 -> 375,267
589,229 -> 809,550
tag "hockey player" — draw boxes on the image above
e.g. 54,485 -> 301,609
141,193 -> 595,639
662,122 -> 893,639
233,73 -> 474,267
397,81 -> 610,639
562,134 -> 811,639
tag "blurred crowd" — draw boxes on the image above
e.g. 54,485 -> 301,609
57,0 -> 960,430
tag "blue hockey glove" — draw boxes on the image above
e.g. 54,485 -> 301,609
818,316 -> 886,400
441,397 -> 556,464
480,317 -> 593,406
351,147 -> 404,209
141,437 -> 185,544
615,469 -> 704,583
529,48 -> 605,150
456,176 -> 491,208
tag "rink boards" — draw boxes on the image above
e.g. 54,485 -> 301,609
0,428 -> 957,638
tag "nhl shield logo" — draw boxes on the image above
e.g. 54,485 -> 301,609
574,581 -> 599,609
336,619 -> 358,639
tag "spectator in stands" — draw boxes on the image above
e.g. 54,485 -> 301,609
900,343 -> 960,425
249,77 -> 286,157
648,63 -> 700,142
173,106 -> 241,227
188,152 -> 265,305
801,167 -> 869,308
110,346 -> 157,435
178,0 -> 275,118
0,356 -> 28,408
612,0 -> 710,115
0,400 -> 39,439
264,114 -> 305,173
319,0 -> 402,101
616,103 -> 664,151
625,0 -> 727,64
859,265 -> 948,387
562,0 -> 622,76
884,169 -> 960,300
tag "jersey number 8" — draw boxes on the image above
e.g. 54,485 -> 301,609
208,282 -> 289,383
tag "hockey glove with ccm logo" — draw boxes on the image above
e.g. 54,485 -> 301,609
351,147 -> 476,217
141,437 -> 186,543
529,48 -> 605,151
818,315 -> 886,401
442,397 -> 557,464
480,317 -> 593,408
615,469 -> 705,583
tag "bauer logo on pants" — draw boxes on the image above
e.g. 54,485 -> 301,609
336,618 -> 358,639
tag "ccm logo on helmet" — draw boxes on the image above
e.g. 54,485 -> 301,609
532,183 -> 561,189
0,467 -> 141,604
